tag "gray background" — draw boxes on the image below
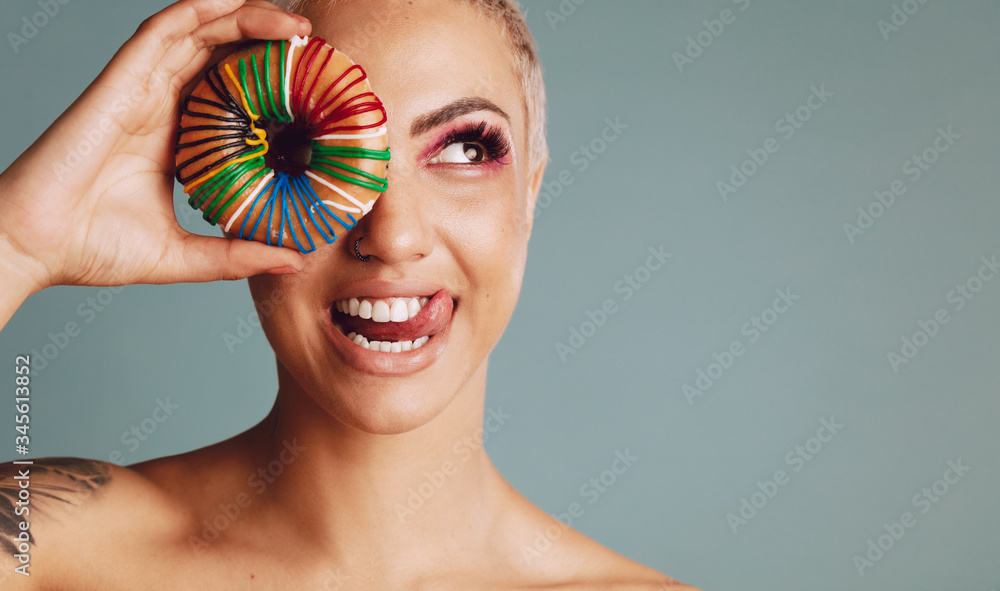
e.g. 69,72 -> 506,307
2,0 -> 998,588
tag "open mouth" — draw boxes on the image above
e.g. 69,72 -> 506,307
329,289 -> 454,353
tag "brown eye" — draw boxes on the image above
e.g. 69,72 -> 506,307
430,142 -> 485,164
463,144 -> 484,162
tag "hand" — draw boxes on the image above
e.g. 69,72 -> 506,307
0,0 -> 310,296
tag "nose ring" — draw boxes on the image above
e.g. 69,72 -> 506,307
354,235 -> 371,262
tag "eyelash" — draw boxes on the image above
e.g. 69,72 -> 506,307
430,121 -> 511,165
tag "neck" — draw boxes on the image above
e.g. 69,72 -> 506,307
238,360 -> 511,573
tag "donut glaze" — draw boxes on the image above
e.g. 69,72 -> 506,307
174,36 -> 389,253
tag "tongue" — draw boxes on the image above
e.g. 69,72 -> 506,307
334,289 -> 453,342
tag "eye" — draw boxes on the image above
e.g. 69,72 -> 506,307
423,121 -> 512,166
429,142 -> 487,164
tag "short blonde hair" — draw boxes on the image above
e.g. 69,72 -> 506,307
270,0 -> 548,166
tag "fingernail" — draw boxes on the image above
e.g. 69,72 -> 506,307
265,266 -> 299,275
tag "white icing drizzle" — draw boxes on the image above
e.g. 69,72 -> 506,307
304,170 -> 371,214
312,126 -> 388,141
309,199 -> 361,215
284,35 -> 309,122
224,171 -> 274,233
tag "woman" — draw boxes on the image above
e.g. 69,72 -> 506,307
0,0 -> 697,587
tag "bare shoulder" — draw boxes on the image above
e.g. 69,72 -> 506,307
0,456 -> 183,585
500,495 -> 701,591
541,535 -> 701,591
545,568 -> 702,591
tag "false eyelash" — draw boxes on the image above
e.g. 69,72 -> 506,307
434,121 -> 511,163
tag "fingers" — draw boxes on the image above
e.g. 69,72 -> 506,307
174,234 -> 306,283
124,0 -> 247,71
161,4 -> 311,91
117,0 -> 309,94
191,4 -> 311,48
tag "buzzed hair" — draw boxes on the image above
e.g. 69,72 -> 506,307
270,0 -> 548,166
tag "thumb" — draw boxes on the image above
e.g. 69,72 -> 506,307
174,234 -> 306,283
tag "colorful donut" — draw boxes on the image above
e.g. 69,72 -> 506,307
174,36 -> 389,253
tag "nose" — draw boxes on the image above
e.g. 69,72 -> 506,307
350,163 -> 434,264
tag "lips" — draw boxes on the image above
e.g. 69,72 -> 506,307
332,289 -> 454,343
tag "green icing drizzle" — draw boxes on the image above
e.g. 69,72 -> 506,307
237,59 -> 258,118
250,54 -> 270,120
263,43 -> 280,121
310,144 -> 390,192
190,150 -> 268,225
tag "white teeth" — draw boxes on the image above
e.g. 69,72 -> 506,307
332,294 -> 439,352
390,299 -> 409,322
334,296 -> 432,323
339,327 -> 431,353
372,300 -> 391,323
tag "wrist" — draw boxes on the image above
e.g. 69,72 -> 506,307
0,230 -> 48,331
0,229 -> 48,298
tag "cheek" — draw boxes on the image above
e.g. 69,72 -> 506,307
248,276 -> 285,321
445,176 -> 524,246
440,183 -> 528,311
247,275 -> 314,362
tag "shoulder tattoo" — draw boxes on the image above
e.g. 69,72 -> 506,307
0,458 -> 113,556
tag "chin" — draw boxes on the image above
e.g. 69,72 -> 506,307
278,349 -> 487,436
313,380 -> 465,435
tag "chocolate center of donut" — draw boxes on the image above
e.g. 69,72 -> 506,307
263,120 -> 313,176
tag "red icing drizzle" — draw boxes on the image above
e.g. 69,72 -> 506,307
290,37 -> 388,138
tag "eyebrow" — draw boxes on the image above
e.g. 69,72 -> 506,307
409,97 -> 510,137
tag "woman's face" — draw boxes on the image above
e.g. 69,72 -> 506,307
247,0 -> 543,434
